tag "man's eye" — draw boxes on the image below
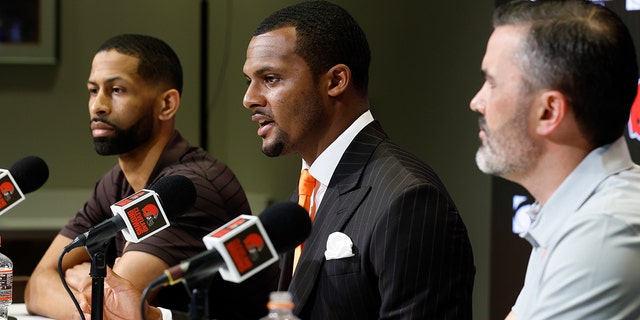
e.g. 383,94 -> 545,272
265,76 -> 279,84
113,87 -> 123,93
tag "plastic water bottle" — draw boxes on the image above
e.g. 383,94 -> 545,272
0,236 -> 12,320
259,291 -> 300,320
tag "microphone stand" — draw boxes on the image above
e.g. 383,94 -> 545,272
86,240 -> 111,320
187,275 -> 214,320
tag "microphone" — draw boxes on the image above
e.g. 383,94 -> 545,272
65,175 -> 197,251
0,156 -> 49,216
150,201 -> 311,287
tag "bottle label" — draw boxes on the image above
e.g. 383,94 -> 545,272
0,269 -> 12,301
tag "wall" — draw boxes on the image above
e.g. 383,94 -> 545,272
0,1 -> 494,319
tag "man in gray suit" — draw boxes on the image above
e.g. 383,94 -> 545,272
243,1 -> 475,319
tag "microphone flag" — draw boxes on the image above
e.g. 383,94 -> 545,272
110,189 -> 170,243
0,169 -> 25,216
202,214 -> 278,283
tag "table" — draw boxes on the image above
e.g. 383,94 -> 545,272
7,304 -> 52,320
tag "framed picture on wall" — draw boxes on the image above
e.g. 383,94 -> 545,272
0,0 -> 57,64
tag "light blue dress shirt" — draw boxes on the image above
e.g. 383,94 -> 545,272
513,137 -> 640,319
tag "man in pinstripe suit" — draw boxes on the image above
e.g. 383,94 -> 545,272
243,1 -> 475,319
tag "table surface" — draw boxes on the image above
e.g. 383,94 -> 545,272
8,304 -> 52,320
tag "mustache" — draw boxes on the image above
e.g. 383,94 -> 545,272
251,109 -> 272,117
478,116 -> 487,130
91,117 -> 117,127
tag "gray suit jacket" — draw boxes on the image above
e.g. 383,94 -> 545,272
278,121 -> 475,319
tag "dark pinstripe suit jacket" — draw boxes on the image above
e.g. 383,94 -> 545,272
278,121 -> 475,319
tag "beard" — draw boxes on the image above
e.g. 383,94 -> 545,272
475,107 -> 541,179
261,130 -> 289,157
92,114 -> 154,156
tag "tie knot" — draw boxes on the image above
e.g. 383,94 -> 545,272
298,169 -> 316,197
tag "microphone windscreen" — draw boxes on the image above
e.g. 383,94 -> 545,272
259,202 -> 311,253
9,156 -> 49,194
150,175 -> 197,218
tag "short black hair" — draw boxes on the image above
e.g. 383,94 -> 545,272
254,0 -> 371,95
97,34 -> 184,95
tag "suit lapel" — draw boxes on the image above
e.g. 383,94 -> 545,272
289,121 -> 388,314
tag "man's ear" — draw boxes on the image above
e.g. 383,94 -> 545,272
536,90 -> 567,136
326,64 -> 350,97
158,89 -> 180,121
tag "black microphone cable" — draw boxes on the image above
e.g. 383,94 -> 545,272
140,279 -> 154,320
58,245 -> 88,320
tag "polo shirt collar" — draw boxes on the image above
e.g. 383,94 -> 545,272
520,137 -> 634,248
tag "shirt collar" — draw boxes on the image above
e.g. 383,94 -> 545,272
521,137 -> 635,248
302,110 -> 375,187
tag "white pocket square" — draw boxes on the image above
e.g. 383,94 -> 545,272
324,232 -> 355,260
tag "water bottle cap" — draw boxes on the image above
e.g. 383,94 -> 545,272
267,291 -> 294,309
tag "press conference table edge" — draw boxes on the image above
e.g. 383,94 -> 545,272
8,304 -> 52,320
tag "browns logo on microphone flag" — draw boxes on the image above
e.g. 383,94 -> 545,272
0,170 -> 25,216
203,214 -> 278,283
111,189 -> 170,242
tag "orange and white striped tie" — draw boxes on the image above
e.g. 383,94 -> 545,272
293,169 -> 316,273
